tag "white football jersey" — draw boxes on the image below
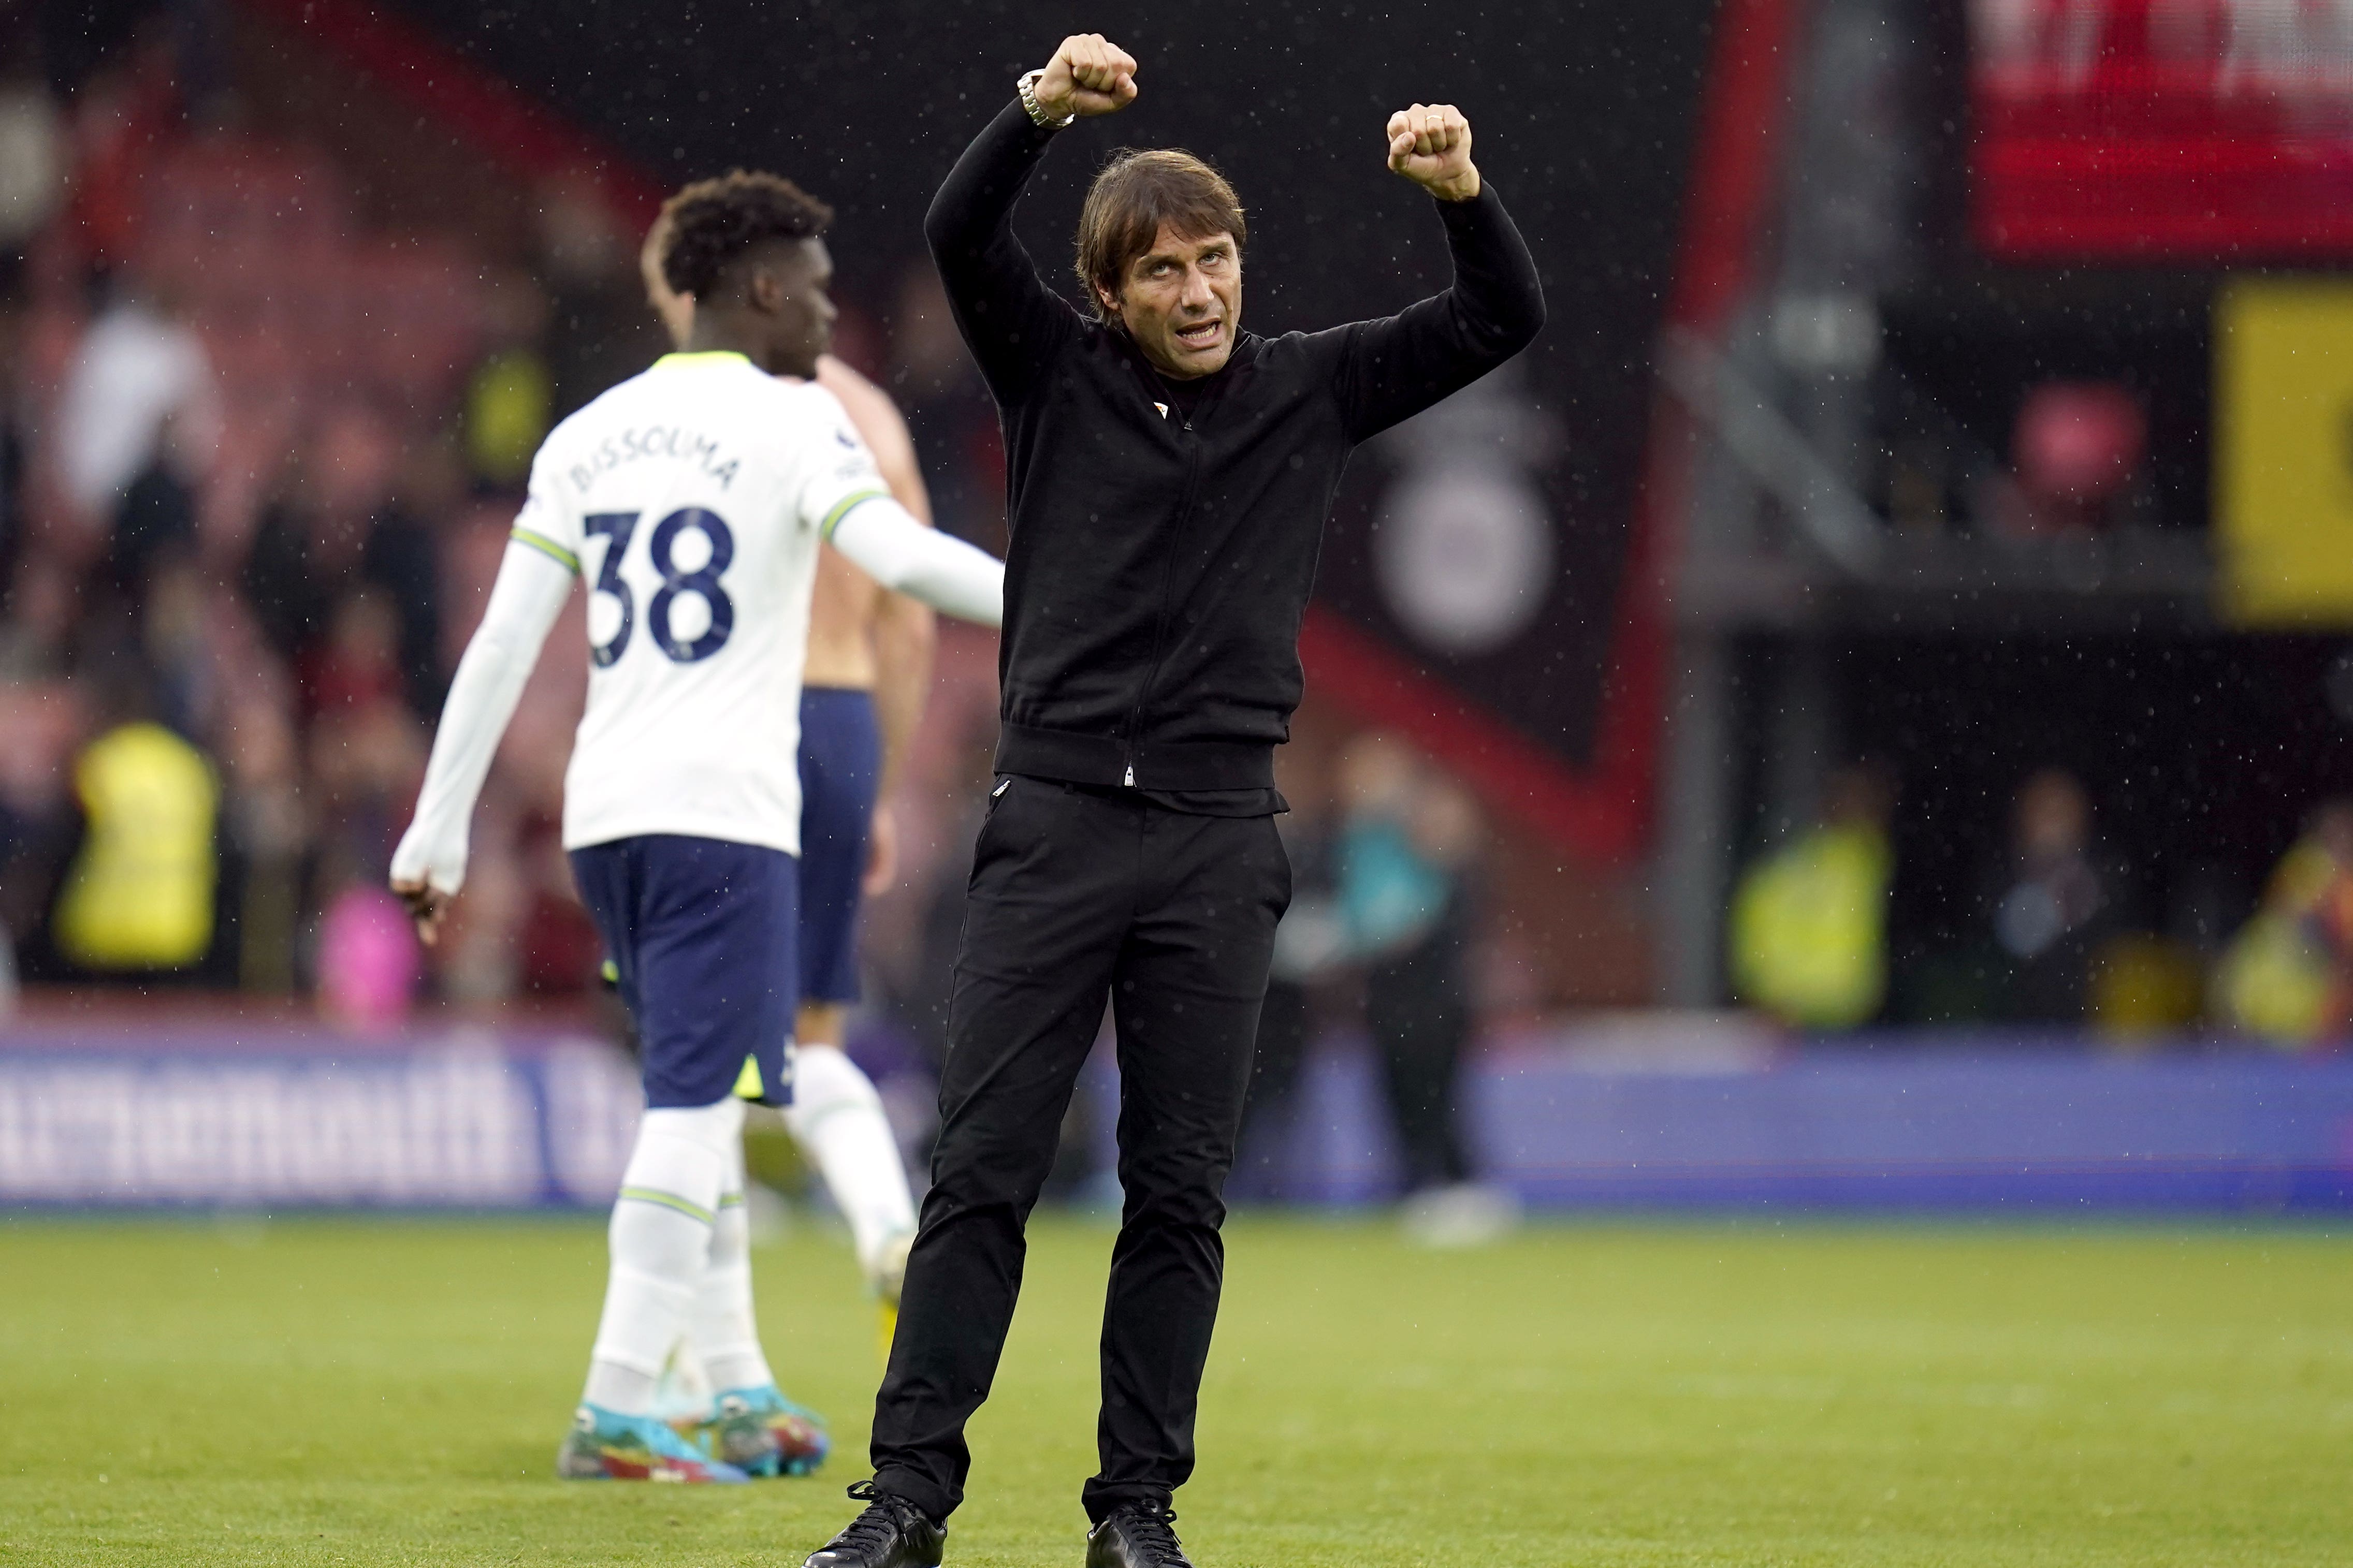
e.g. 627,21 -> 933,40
512,350 -> 892,857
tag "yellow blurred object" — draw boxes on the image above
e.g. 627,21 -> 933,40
464,348 -> 553,487
878,1301 -> 898,1366
54,722 -> 219,971
1729,824 -> 1891,1031
2087,932 -> 2204,1044
2216,277 -> 2353,625
2214,912 -> 2331,1049
2267,839 -> 2340,912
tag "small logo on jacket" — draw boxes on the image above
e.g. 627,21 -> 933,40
1154,402 -> 1170,419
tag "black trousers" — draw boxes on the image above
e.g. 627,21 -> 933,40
869,777 -> 1289,1523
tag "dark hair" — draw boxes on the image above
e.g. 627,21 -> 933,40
1074,150 -> 1245,320
658,170 -> 833,299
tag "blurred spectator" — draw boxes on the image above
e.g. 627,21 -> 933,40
432,829 -> 526,1004
375,437 -> 462,712
217,694 -> 305,992
1336,735 -> 1513,1243
534,169 -> 664,418
1730,764 -> 1896,1031
140,553 -> 213,736
1237,751 -> 1344,1188
0,679 -> 83,972
305,590 -> 404,718
513,814 -> 601,995
2084,930 -> 2205,1045
106,415 -> 200,597
1988,768 -> 2123,1023
0,68 -> 66,253
53,276 -> 220,566
463,269 -> 554,489
1996,379 -> 2149,535
0,270 -> 31,593
2289,802 -> 2353,1007
0,552 -> 77,679
2216,801 -> 2353,1050
49,658 -> 219,976
244,404 -> 442,719
314,847 -> 419,1029
58,33 -> 178,276
305,691 -> 423,886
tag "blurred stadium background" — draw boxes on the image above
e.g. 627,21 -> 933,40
5,0 -> 2353,1219
6,4 -> 2353,1565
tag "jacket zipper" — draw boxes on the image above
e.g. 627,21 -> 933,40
1123,403 -> 1208,789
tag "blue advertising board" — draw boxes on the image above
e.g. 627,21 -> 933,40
0,1021 -> 640,1210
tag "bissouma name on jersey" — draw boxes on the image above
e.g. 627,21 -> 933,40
569,424 -> 741,494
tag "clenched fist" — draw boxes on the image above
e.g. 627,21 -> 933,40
1035,34 -> 1138,121
1386,103 -> 1480,202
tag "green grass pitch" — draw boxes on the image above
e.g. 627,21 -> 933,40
1,1214 -> 2348,1565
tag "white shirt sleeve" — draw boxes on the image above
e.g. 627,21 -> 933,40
827,497 -> 1004,628
389,476 -> 578,895
796,388 -> 1004,627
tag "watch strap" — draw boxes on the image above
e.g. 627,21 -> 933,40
1017,68 -> 1076,130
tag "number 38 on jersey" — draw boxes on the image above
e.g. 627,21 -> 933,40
583,507 -> 737,667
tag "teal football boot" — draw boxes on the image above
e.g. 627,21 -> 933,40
684,1384 -> 831,1477
557,1403 -> 751,1483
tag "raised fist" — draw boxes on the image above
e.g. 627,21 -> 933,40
1036,34 -> 1138,120
1386,103 -> 1480,202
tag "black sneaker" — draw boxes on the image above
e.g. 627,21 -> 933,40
803,1480 -> 947,1568
1085,1504 -> 1193,1568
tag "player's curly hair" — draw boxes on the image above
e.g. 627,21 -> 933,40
658,170 -> 834,299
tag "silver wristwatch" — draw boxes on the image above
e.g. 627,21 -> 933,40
1017,68 -> 1076,130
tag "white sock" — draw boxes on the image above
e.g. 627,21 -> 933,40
690,1120 -> 775,1394
582,1099 -> 740,1416
783,1044 -> 916,1280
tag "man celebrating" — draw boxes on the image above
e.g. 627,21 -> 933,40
390,171 -> 1004,1485
803,36 -> 1543,1568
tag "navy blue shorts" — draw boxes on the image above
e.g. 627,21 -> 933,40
798,686 -> 880,1006
570,834 -> 797,1108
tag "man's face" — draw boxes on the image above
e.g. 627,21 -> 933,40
1106,226 -> 1241,379
754,237 -> 837,380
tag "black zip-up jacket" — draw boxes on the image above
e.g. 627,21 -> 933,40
927,100 -> 1545,793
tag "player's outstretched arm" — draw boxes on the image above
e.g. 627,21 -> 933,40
923,34 -> 1137,405
1321,102 -> 1545,444
828,499 -> 1004,630
387,536 -> 573,943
